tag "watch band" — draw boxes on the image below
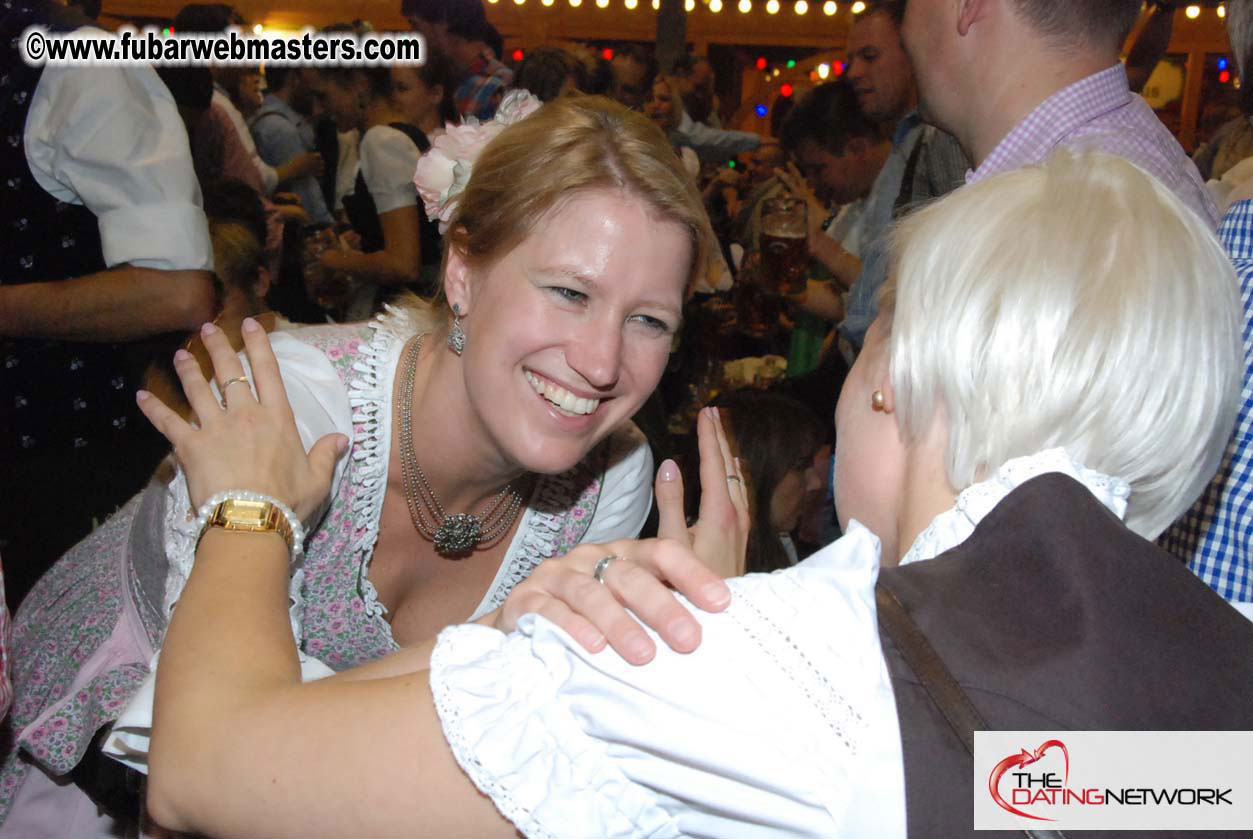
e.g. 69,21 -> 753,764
194,490 -> 307,561
207,498 -> 294,551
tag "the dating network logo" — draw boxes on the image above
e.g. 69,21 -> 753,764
986,736 -> 1232,822
988,739 -> 1070,821
975,732 -> 1247,831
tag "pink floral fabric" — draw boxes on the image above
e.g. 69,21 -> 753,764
0,557 -> 10,721
0,318 -> 608,824
0,495 -> 149,819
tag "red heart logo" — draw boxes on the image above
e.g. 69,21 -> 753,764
988,739 -> 1070,821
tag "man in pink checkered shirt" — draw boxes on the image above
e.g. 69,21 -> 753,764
901,0 -> 1219,228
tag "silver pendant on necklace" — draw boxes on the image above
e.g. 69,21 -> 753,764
433,513 -> 484,555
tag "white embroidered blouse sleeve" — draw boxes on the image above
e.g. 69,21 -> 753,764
580,422 -> 654,543
428,525 -> 907,839
359,125 -> 421,215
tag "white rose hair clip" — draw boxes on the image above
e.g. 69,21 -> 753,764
413,89 -> 544,234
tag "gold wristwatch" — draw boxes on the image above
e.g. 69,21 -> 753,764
203,498 -> 295,554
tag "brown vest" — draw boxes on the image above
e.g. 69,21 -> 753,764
879,473 -> 1253,838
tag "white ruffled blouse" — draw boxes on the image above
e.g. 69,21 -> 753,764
430,449 -> 1130,838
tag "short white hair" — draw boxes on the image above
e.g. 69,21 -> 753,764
882,152 -> 1242,539
1228,0 -> 1253,81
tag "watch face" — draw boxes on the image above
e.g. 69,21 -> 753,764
202,497 -> 294,556
219,499 -> 276,529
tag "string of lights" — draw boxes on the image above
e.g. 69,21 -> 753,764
486,0 -> 848,13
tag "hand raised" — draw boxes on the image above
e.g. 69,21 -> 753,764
136,318 -> 347,523
656,406 -> 751,578
774,162 -> 826,239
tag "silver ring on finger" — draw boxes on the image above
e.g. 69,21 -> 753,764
219,375 -> 250,408
725,475 -> 742,484
593,554 -> 622,585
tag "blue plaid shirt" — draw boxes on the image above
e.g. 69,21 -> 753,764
1160,198 -> 1253,604
454,52 -> 513,122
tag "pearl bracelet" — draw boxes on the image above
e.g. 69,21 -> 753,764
194,489 -> 307,562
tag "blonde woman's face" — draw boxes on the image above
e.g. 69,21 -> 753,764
451,189 -> 689,475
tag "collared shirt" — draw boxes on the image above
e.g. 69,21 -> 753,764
454,52 -> 514,122
838,113 -> 969,349
1160,199 -> 1253,606
968,63 -> 1219,228
249,93 -> 333,226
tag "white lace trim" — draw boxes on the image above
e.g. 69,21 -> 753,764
900,447 -> 1131,566
429,626 -> 675,839
160,472 -> 196,620
345,306 -> 412,624
428,631 -> 562,839
480,469 -> 587,615
160,468 -> 310,641
158,310 -> 412,642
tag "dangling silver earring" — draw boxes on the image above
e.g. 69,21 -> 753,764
447,304 -> 467,355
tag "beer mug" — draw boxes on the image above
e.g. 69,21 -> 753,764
760,196 -> 808,295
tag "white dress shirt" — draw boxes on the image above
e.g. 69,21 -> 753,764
24,58 -> 212,272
